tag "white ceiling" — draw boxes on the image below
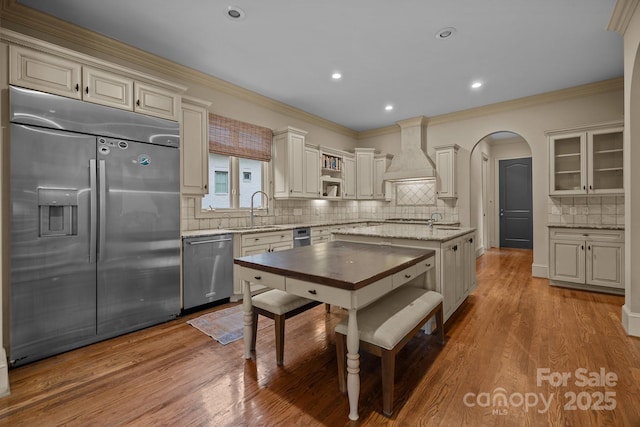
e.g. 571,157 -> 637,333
18,0 -> 623,132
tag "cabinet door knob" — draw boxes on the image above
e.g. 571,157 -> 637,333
589,185 -> 593,190
85,86 -> 89,94
75,83 -> 79,92
308,289 -> 317,295
254,276 -> 261,280
405,274 -> 412,279
453,245 -> 458,251
588,245 -> 591,250
583,185 -> 586,190
581,245 -> 584,250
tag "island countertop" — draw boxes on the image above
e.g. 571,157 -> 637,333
332,223 -> 476,242
234,241 -> 435,291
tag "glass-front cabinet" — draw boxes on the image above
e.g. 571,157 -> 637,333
549,125 -> 623,195
588,128 -> 623,194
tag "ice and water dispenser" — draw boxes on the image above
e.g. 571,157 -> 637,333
38,188 -> 78,237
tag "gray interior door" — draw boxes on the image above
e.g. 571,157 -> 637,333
499,158 -> 533,249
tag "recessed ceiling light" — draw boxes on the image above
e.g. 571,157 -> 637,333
471,81 -> 483,89
385,104 -> 394,111
226,6 -> 246,20
332,72 -> 342,80
435,27 -> 456,40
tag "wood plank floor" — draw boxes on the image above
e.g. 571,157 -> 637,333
1,248 -> 639,426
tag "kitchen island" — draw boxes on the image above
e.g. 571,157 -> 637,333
234,241 -> 436,421
333,223 -> 477,321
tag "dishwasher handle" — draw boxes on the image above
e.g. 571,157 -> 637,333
187,238 -> 233,245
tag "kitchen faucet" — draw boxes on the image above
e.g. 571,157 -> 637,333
250,190 -> 269,227
428,212 -> 443,229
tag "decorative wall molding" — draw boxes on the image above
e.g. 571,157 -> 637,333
607,0 -> 640,34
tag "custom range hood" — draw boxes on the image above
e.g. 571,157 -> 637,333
383,116 -> 436,181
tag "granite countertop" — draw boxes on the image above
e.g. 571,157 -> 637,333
182,219 -> 370,239
182,218 -> 462,239
547,224 -> 624,230
332,223 -> 476,242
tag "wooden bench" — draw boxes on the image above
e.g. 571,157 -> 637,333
335,286 -> 444,416
251,289 -> 329,366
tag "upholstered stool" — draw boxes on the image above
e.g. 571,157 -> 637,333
251,289 -> 325,365
335,287 -> 444,416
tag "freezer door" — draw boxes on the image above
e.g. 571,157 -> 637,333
10,124 -> 97,365
97,137 -> 180,336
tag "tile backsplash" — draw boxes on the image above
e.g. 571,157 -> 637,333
182,181 -> 458,231
547,195 -> 624,226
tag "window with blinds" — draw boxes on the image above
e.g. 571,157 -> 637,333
201,114 -> 272,211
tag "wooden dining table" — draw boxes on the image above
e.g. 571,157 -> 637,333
234,240 -> 436,420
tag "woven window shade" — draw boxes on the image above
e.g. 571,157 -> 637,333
208,114 -> 272,161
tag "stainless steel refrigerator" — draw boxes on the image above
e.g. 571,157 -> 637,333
9,86 -> 181,366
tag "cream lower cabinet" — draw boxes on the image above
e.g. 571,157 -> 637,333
311,226 -> 332,245
231,230 -> 293,299
10,44 -> 180,120
441,232 -> 476,319
333,230 -> 476,321
549,227 -> 624,292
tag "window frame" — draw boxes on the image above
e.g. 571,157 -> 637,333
195,156 -> 271,218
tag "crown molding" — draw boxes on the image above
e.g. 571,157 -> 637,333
607,0 -> 640,33
427,78 -> 624,126
0,0 -> 358,139
0,0 -> 625,140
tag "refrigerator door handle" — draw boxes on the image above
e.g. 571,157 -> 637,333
90,159 -> 97,264
99,159 -> 106,261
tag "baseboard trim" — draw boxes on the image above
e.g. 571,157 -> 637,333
0,348 -> 9,397
531,264 -> 548,278
475,246 -> 485,258
622,304 -> 640,337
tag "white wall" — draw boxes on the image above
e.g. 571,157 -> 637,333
621,3 -> 640,336
360,90 -> 624,277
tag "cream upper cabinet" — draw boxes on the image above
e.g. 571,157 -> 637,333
10,45 -> 82,99
549,227 -> 624,292
435,144 -> 459,199
180,97 -> 210,195
10,45 -> 181,121
304,145 -> 321,198
82,66 -> 133,110
355,148 -> 375,199
273,127 -> 307,199
342,155 -> 356,200
587,127 -> 624,194
373,154 -> 392,199
134,82 -> 179,121
549,124 -> 623,195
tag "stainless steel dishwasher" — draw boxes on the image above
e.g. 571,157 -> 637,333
182,234 -> 233,310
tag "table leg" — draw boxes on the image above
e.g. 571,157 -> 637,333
346,308 -> 360,420
243,279 -> 253,359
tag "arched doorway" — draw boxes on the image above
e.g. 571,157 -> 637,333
469,132 -> 533,255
